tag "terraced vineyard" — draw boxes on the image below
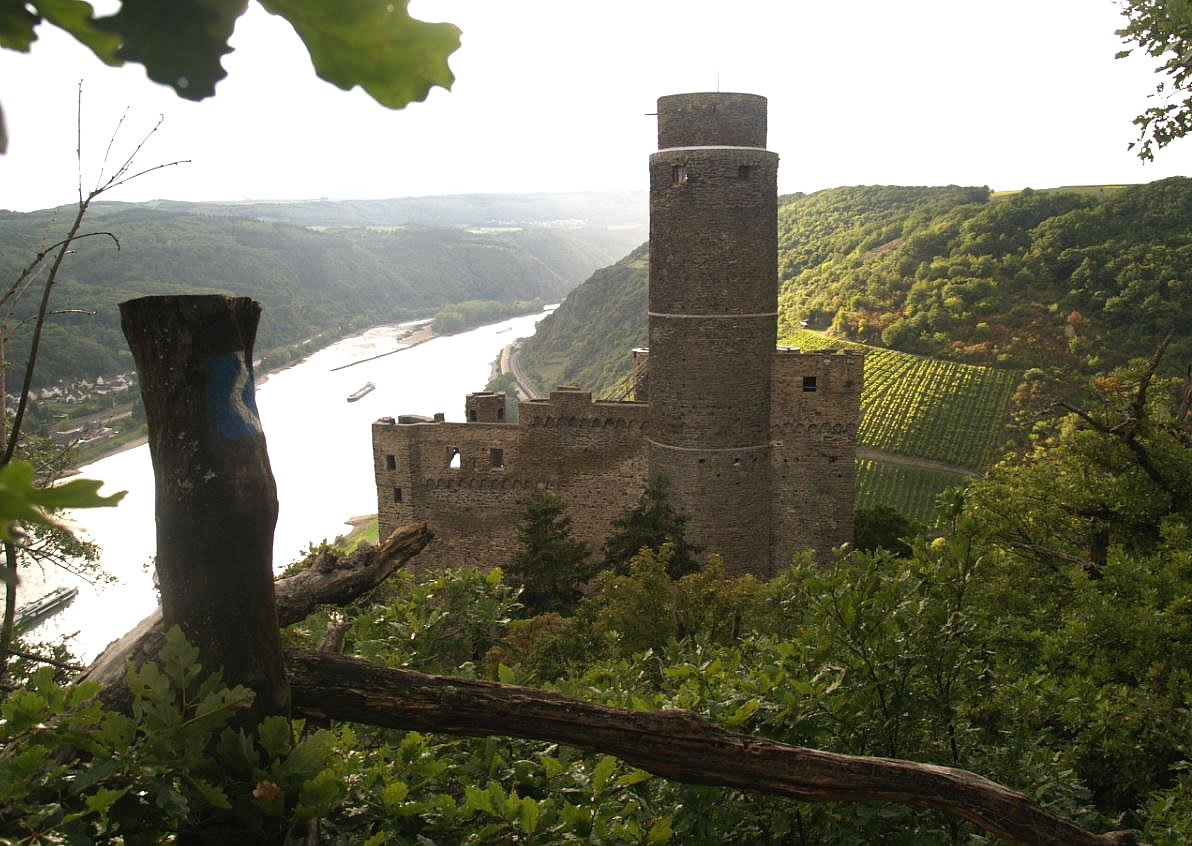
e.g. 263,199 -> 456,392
855,461 -> 969,524
780,329 -> 1019,521
858,350 -> 1018,468
781,329 -> 1018,469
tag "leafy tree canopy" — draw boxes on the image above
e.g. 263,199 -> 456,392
966,338 -> 1192,575
0,0 -> 461,153
1117,0 -> 1192,159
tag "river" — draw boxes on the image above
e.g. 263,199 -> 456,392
23,310 -> 550,663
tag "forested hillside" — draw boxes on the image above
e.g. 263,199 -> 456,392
780,179 -> 1192,375
0,194 -> 645,386
516,243 -> 648,395
516,180 -> 1190,520
521,180 -> 1192,399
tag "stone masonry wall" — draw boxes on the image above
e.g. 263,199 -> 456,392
770,349 -> 864,567
466,391 -> 507,422
374,388 -> 647,573
657,92 -> 768,149
647,93 -> 779,577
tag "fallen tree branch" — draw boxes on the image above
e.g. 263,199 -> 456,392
78,523 -> 431,704
285,650 -> 1137,846
273,523 -> 432,625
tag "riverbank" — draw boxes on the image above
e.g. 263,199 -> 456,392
64,320 -> 439,471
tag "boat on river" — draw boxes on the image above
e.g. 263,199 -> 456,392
346,382 -> 376,402
15,586 -> 79,630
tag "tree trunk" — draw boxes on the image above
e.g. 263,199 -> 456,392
120,295 -> 287,723
285,651 -> 1137,846
79,523 -> 432,710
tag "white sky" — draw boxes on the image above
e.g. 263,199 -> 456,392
2,0 -> 1190,212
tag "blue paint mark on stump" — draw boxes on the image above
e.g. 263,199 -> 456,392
207,351 -> 263,442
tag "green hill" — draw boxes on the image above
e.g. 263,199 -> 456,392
79,191 -> 647,229
517,243 -> 649,396
519,179 -> 1189,407
0,194 -> 646,387
779,179 -> 1192,376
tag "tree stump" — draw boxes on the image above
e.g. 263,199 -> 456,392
120,295 -> 288,722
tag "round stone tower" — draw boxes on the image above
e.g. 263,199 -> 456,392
647,92 -> 779,577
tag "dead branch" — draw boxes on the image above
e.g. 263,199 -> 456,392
5,646 -> 84,672
274,523 -> 432,626
286,650 -> 1137,846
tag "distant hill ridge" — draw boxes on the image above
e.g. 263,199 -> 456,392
0,192 -> 647,387
69,191 -> 648,229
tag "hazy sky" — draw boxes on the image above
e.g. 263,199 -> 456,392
2,0 -> 1190,212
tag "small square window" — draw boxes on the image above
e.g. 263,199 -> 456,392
385,454 -> 396,470
448,447 -> 461,469
738,164 -> 752,179
392,486 -> 402,503
469,409 -> 478,422
490,447 -> 504,469
672,165 -> 688,186
802,376 -> 817,392
497,406 -> 505,421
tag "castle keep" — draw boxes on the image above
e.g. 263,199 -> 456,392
373,93 -> 862,577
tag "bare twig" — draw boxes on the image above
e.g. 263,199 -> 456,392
96,106 -> 130,191
0,84 -> 187,678
104,158 -> 190,194
5,646 -> 84,672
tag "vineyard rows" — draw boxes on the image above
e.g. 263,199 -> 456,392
855,460 -> 969,525
780,330 -> 1018,469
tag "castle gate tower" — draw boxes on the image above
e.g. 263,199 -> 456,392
647,93 -> 779,576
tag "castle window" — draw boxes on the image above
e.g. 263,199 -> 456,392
672,165 -> 688,186
497,407 -> 505,421
469,409 -> 478,422
385,454 -> 396,470
490,448 -> 504,469
802,376 -> 817,392
448,447 -> 461,469
392,486 -> 402,503
738,164 -> 752,179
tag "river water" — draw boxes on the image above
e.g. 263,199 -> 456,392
24,310 -> 549,663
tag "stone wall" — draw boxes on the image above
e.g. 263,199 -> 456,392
374,387 -> 647,573
656,92 -> 768,149
466,391 -> 507,423
770,349 -> 864,568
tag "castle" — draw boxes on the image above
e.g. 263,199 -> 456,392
372,93 -> 862,578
